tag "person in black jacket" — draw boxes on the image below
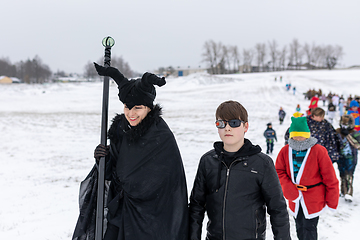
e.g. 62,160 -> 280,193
284,107 -> 340,163
72,64 -> 188,240
189,100 -> 291,240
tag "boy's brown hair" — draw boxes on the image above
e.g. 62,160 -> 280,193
311,107 -> 325,117
215,100 -> 248,122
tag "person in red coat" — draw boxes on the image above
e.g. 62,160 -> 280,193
306,95 -> 320,116
309,95 -> 319,109
275,117 -> 339,240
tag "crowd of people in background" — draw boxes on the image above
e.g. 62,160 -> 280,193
263,83 -> 360,239
277,87 -> 360,203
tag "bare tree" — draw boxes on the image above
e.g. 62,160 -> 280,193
312,45 -> 324,68
222,45 -> 231,74
255,43 -> 262,72
33,55 -> 52,83
325,45 -> 344,70
229,45 -> 240,73
268,40 -> 278,71
242,48 -> 254,73
0,57 -> 16,77
91,55 -> 135,78
202,40 -> 215,74
333,45 -> 344,61
14,55 -> 51,83
84,61 -> 98,79
289,39 -> 302,69
201,40 -> 224,74
254,43 -> 266,72
278,45 -> 287,71
111,56 -> 134,77
303,42 -> 316,68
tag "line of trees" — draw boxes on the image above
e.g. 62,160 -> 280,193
202,39 -> 344,74
0,38 -> 345,83
0,56 -> 52,83
0,55 -> 137,83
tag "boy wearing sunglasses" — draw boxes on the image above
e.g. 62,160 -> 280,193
189,100 -> 291,240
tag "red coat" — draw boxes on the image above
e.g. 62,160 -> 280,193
275,144 -> 339,219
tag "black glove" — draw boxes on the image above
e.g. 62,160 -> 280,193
94,144 -> 109,163
93,62 -> 126,85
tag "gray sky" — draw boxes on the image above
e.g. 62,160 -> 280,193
1,0 -> 359,74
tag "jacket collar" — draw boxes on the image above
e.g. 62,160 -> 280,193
108,104 -> 162,143
213,138 -> 261,158
288,137 -> 317,151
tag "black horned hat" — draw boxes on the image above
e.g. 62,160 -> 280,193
94,63 -> 166,109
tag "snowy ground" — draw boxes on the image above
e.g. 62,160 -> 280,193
1,69 -> 359,239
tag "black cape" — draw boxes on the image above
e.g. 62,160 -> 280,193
73,105 -> 188,240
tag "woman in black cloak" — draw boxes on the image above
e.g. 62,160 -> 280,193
72,63 -> 188,240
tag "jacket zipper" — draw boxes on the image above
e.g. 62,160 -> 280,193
222,167 -> 230,240
255,209 -> 259,239
221,158 -> 243,240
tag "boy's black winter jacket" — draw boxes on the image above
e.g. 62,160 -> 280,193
189,139 -> 290,240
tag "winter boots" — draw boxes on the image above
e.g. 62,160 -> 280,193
340,174 -> 354,202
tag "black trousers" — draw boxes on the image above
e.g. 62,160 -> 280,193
266,142 -> 274,153
295,205 -> 319,240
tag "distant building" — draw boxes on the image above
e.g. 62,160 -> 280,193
53,76 -> 88,83
0,76 -> 22,84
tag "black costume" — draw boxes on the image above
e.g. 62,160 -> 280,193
73,64 -> 188,240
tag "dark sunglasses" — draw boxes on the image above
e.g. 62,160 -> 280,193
215,119 -> 245,129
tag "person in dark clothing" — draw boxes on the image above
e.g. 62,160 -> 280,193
284,107 -> 340,163
327,101 -> 336,124
189,100 -> 291,240
335,114 -> 360,202
264,122 -> 277,154
279,107 -> 286,125
72,63 -> 188,240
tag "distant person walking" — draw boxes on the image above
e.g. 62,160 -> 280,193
320,94 -> 327,106
339,97 -> 345,117
264,122 -> 277,154
279,107 -> 286,124
327,101 -> 336,124
332,94 -> 340,106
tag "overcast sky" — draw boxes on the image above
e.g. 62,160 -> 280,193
1,0 -> 359,75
